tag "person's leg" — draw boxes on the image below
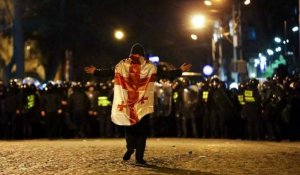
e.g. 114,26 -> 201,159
135,116 -> 150,164
135,136 -> 147,164
123,127 -> 136,161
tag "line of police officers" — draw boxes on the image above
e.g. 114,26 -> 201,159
0,73 -> 299,141
0,79 -> 122,139
151,73 -> 300,141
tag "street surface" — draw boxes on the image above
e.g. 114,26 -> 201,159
0,138 -> 300,175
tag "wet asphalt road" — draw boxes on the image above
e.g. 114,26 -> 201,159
0,138 -> 300,175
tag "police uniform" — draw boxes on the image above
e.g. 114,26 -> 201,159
4,80 -> 22,139
96,82 -> 113,137
198,81 -> 210,138
242,79 -> 262,140
40,82 -> 63,139
20,84 -> 40,139
287,79 -> 300,140
68,83 -> 91,138
207,77 -> 230,138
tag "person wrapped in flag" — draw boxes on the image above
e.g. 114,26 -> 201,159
85,43 -> 191,164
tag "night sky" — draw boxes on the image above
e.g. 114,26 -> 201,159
22,0 -> 298,80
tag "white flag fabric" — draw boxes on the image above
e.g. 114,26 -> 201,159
111,55 -> 157,126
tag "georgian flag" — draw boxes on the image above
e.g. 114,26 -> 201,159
111,55 -> 157,126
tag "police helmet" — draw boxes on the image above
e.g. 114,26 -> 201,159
209,75 -> 220,88
247,78 -> 259,89
8,79 -> 20,92
45,81 -> 55,91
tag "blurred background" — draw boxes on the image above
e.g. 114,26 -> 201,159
0,0 -> 299,84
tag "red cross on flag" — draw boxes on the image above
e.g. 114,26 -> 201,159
111,55 -> 157,126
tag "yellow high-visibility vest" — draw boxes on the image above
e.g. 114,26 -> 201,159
98,96 -> 111,107
27,95 -> 35,109
173,92 -> 178,102
238,95 -> 245,105
244,90 -> 255,102
202,91 -> 209,102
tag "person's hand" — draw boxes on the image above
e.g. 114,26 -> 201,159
179,63 -> 192,72
57,109 -> 62,114
84,65 -> 96,74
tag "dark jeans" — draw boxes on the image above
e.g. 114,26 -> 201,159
124,115 -> 150,161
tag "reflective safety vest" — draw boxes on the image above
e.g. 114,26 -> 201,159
244,90 -> 255,102
173,92 -> 178,103
27,95 -> 35,109
98,96 -> 111,107
238,94 -> 245,105
202,91 -> 209,102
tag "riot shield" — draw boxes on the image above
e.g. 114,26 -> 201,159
154,81 -> 173,117
211,89 -> 237,120
182,85 -> 199,113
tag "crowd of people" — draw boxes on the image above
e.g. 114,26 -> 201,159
0,72 -> 299,141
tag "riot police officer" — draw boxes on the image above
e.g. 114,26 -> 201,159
4,80 -> 22,139
20,83 -> 40,139
40,81 -> 63,139
227,87 -> 243,139
85,81 -> 99,137
207,76 -> 225,138
95,81 -> 113,137
68,82 -> 91,138
242,79 -> 262,140
286,77 -> 300,141
151,78 -> 174,137
57,81 -> 73,138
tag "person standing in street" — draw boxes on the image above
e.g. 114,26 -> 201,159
85,43 -> 191,164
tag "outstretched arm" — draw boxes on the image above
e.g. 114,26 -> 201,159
179,63 -> 192,72
84,65 -> 114,77
158,63 -> 192,80
84,65 -> 97,74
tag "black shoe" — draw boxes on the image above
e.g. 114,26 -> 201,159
136,159 -> 146,164
123,150 -> 134,161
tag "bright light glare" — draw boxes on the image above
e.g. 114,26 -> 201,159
292,26 -> 299,32
259,55 -> 267,71
229,82 -> 239,90
275,47 -> 282,52
267,49 -> 274,56
26,45 -> 31,50
254,53 -> 267,71
149,56 -> 159,63
191,34 -> 198,40
213,33 -> 218,42
274,37 -> 281,43
203,65 -> 213,76
254,59 -> 260,68
204,0 -> 212,6
114,30 -> 124,40
244,0 -> 251,5
191,15 -> 205,29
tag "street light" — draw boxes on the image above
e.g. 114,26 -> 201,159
267,49 -> 274,56
114,30 -> 124,40
191,34 -> 198,40
274,37 -> 282,43
292,26 -> 299,32
244,0 -> 251,6
275,47 -> 282,52
204,0 -> 212,6
191,15 -> 206,29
